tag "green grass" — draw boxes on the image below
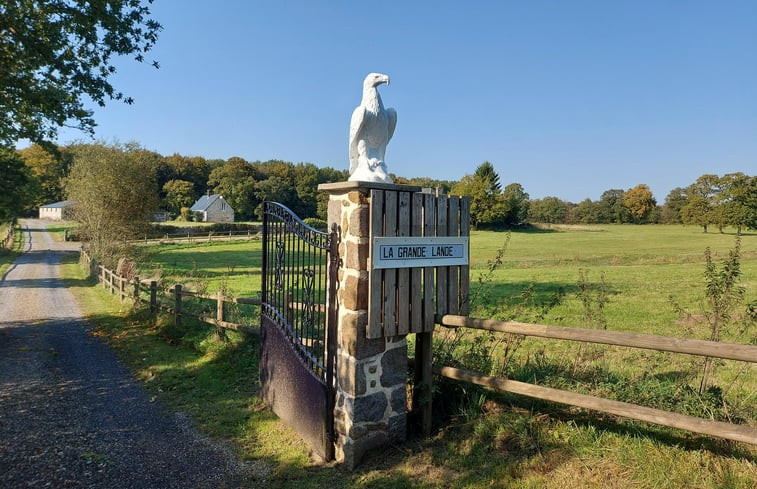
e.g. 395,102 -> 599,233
135,240 -> 262,297
468,225 -> 756,335
62,225 -> 756,488
44,221 -> 78,242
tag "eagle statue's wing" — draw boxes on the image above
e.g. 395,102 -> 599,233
349,106 -> 367,175
386,107 -> 397,143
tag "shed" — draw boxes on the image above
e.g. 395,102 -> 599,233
190,194 -> 234,223
38,200 -> 75,221
152,209 -> 170,222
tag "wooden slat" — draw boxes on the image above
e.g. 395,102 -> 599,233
397,192 -> 411,335
439,315 -> 757,363
435,195 -> 448,316
410,193 -> 424,332
459,196 -> 470,315
447,196 -> 460,315
422,193 -> 436,332
436,365 -> 757,445
368,190 -> 385,338
383,191 -> 398,337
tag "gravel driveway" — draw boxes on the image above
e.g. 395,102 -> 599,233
0,220 -> 256,488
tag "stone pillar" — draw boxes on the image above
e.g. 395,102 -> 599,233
319,181 -> 420,469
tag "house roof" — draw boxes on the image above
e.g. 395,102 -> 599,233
40,200 -> 75,209
190,194 -> 229,212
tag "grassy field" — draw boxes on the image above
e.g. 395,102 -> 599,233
63,224 -> 755,488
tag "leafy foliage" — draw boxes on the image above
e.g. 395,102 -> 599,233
163,179 -> 197,216
65,142 -> 159,264
623,184 -> 657,223
17,143 -> 70,211
0,147 -> 32,222
669,237 -> 755,393
0,0 -> 162,145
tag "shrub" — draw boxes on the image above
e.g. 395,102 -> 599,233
303,217 -> 327,231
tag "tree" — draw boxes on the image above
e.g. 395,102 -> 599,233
1,1 -> 162,146
681,196 -> 713,233
18,143 -> 71,211
64,142 -> 159,263
572,198 -> 603,224
0,147 -> 32,222
687,174 -> 721,201
159,153 -> 216,198
207,158 -> 261,220
681,174 -> 722,233
163,179 -> 197,217
528,197 -> 568,224
598,189 -> 630,223
501,183 -> 530,226
623,184 -> 657,223
473,161 -> 501,193
662,187 -> 688,224
720,173 -> 757,234
452,162 -> 507,228
254,177 -> 298,219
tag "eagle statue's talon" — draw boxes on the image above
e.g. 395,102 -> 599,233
348,73 -> 397,184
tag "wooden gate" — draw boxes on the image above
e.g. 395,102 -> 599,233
260,202 -> 338,461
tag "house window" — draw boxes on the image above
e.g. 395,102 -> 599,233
222,201 -> 226,211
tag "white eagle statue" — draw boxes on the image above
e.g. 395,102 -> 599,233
348,73 -> 397,183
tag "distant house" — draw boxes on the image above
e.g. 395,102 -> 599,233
152,209 -> 170,222
190,194 -> 234,223
38,200 -> 75,220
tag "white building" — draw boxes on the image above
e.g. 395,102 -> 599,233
38,200 -> 75,220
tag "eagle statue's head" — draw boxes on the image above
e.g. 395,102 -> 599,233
363,72 -> 390,89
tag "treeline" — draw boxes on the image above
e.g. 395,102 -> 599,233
4,144 -> 755,235
453,162 -> 756,233
10,142 -> 350,221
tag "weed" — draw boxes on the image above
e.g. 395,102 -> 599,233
669,237 -> 755,393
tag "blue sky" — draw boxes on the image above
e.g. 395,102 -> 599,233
52,0 -> 756,202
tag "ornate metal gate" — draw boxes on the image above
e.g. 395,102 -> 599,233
260,202 -> 338,461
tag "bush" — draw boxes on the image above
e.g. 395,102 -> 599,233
303,217 -> 327,231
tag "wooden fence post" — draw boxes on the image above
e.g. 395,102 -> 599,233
174,284 -> 182,327
119,274 -> 125,302
133,276 -> 140,303
150,281 -> 157,315
414,331 -> 434,437
216,289 -> 227,340
109,270 -> 115,294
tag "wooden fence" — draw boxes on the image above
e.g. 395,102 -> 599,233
80,248 -> 261,335
419,314 -> 757,445
1,225 -> 15,250
136,229 -> 262,246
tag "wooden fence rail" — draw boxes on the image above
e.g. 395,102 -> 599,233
1,225 -> 15,250
436,365 -> 757,445
426,314 -> 757,445
438,314 -> 757,363
80,248 -> 261,335
137,229 -> 261,246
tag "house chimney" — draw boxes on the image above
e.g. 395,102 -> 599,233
207,190 -> 211,196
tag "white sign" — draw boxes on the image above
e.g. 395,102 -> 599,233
372,236 -> 469,269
